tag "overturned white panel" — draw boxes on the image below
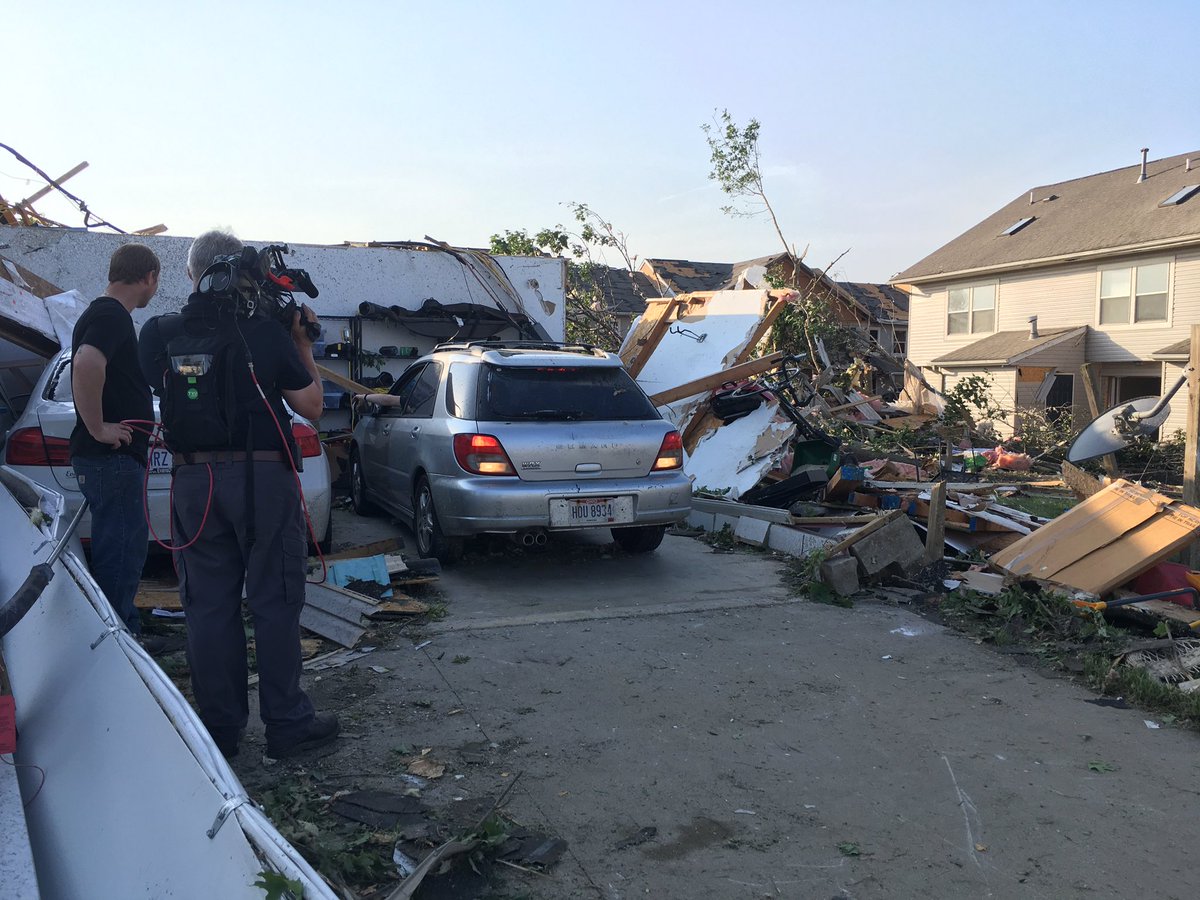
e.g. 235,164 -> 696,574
634,290 -> 769,398
0,470 -> 333,900
684,401 -> 793,499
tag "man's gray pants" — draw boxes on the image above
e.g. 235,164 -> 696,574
172,460 -> 315,746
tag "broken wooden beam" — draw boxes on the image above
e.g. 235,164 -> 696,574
925,481 -> 947,564
648,352 -> 784,406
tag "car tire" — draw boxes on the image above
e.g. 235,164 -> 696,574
611,524 -> 667,554
414,476 -> 464,564
349,449 -> 377,516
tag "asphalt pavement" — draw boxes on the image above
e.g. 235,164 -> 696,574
280,509 -> 1200,899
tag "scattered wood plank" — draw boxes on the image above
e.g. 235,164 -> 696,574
620,299 -> 682,377
317,363 -> 371,395
1080,362 -> 1119,478
323,537 -> 405,562
823,509 -> 904,558
647,352 -> 784,406
134,586 -> 181,611
1061,461 -> 1104,500
368,600 -> 430,619
925,481 -> 947,564
1185,325 -> 1200,569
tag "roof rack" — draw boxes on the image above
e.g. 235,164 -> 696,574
432,339 -> 607,357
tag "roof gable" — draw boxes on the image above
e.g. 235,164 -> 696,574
894,150 -> 1200,283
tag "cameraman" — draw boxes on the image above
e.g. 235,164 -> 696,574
138,229 -> 338,760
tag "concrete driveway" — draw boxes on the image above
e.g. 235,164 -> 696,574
288,508 -> 1199,899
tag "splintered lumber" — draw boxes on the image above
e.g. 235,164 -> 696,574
621,299 -> 682,377
323,538 -> 405,562
316,364 -> 371,395
134,587 -> 182,611
1185,325 -> 1199,569
648,352 -> 784,406
1061,461 -> 1104,500
20,161 -> 88,207
823,509 -> 904,558
1080,362 -> 1119,478
368,599 -> 430,619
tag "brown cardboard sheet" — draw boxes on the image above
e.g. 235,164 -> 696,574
992,480 -> 1200,595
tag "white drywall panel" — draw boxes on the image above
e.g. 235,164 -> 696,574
634,290 -> 768,397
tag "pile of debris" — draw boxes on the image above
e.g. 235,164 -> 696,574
624,289 -> 1200,663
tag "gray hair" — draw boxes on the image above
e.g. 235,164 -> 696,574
187,229 -> 243,287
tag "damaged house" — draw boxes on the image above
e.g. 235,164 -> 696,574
639,254 -> 908,361
893,148 -> 1200,438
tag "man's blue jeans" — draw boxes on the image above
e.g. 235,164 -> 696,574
72,454 -> 149,635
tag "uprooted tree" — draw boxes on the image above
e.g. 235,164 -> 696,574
702,110 -> 866,374
490,202 -> 641,351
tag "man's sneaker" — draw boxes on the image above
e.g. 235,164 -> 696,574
265,714 -> 340,759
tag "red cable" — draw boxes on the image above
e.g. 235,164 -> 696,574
246,368 -> 328,584
122,419 -> 213,552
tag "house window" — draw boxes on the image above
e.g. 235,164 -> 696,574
947,283 -> 996,335
893,328 -> 907,356
1098,261 -> 1169,325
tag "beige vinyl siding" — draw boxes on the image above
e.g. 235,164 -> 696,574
1013,332 -> 1089,428
941,368 -> 1018,438
903,283 -> 944,367
906,247 -> 1200,369
1161,361 -> 1189,438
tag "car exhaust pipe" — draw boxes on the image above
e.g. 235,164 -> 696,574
510,528 -> 548,548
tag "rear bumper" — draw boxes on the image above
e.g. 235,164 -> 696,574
430,470 -> 692,535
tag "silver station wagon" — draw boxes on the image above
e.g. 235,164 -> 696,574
349,342 -> 691,562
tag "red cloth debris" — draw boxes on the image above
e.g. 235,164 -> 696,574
982,448 -> 1032,471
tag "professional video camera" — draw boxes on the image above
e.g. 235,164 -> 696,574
196,244 -> 321,341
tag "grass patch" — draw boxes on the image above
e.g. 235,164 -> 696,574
999,492 -> 1078,520
1082,652 -> 1200,727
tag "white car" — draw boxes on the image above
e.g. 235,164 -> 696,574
2,350 -> 333,552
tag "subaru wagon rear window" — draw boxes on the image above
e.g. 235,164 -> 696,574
476,364 -> 658,422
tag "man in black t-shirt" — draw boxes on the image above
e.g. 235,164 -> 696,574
138,229 -> 338,761
70,243 -> 160,636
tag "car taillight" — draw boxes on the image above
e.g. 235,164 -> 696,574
653,430 -> 683,470
453,433 -> 515,476
5,427 -> 71,466
291,423 -> 322,458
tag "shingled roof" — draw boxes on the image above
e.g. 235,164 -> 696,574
1153,338 -> 1191,360
643,258 -> 734,294
930,326 -> 1086,366
579,266 -> 663,315
893,150 -> 1200,284
837,282 -> 909,322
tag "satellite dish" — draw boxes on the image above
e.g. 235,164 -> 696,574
1067,396 -> 1171,462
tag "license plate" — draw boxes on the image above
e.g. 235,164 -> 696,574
149,447 -> 173,475
549,496 -> 635,527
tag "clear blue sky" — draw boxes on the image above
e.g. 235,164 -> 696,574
5,0 -> 1194,283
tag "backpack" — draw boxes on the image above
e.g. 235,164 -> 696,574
156,314 -> 244,454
